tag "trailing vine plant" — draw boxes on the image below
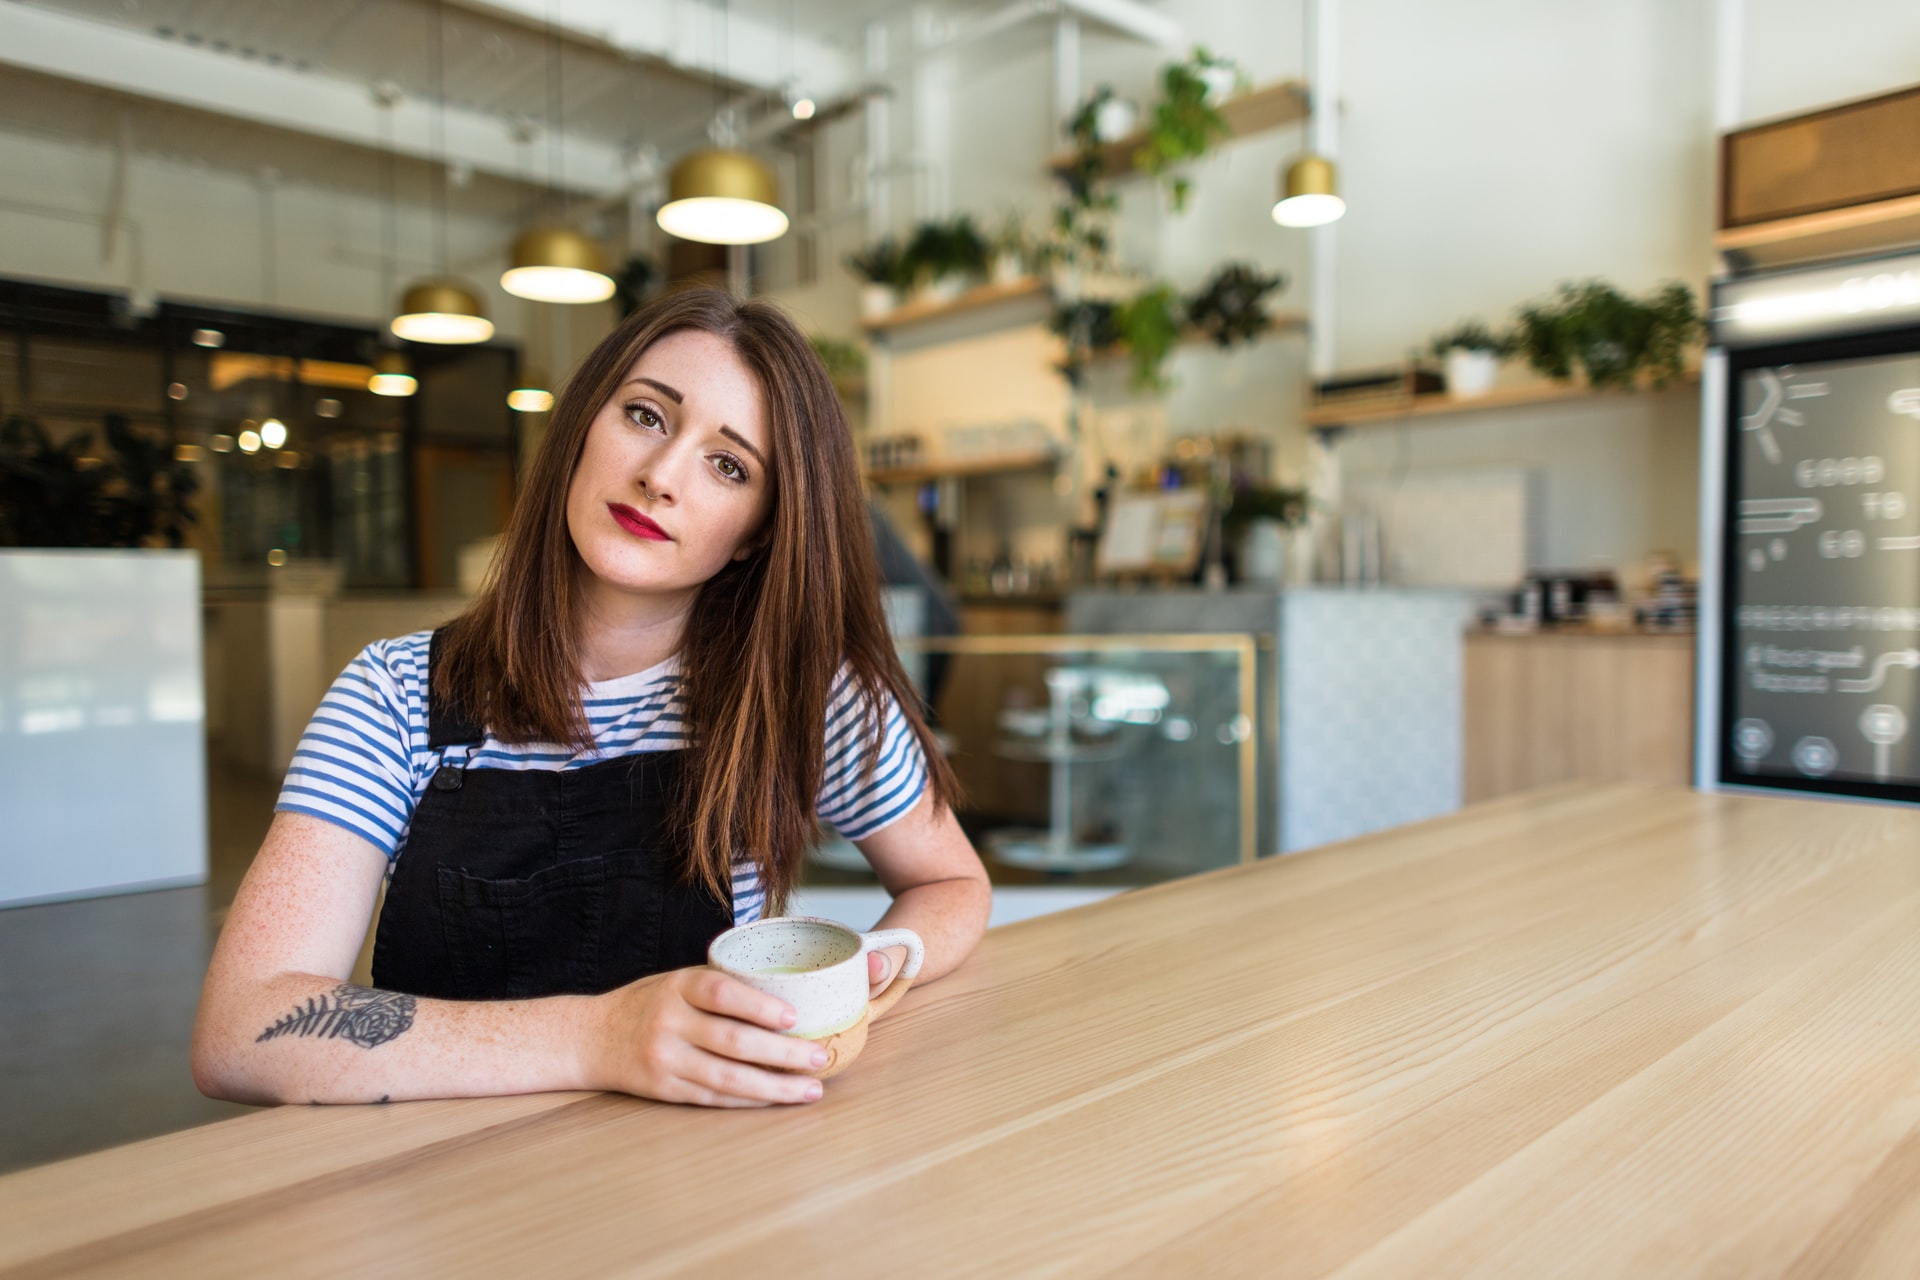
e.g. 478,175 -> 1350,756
1134,49 -> 1235,212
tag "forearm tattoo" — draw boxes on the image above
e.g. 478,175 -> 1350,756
256,983 -> 417,1049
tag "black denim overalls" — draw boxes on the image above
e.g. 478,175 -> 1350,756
370,630 -> 733,1001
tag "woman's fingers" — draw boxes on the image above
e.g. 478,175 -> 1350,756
684,969 -> 796,1031
676,1043 -> 823,1105
686,1008 -> 828,1076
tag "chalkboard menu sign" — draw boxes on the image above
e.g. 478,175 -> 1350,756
1723,328 -> 1920,801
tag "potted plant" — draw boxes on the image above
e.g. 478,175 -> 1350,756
988,211 -> 1034,286
1427,320 -> 1513,399
1222,483 -> 1310,585
902,216 -> 990,305
1114,284 -> 1185,393
1049,298 -> 1121,388
1186,262 -> 1287,349
1510,280 -> 1702,390
807,335 -> 867,396
1134,48 -> 1234,212
0,410 -> 198,548
844,235 -> 909,319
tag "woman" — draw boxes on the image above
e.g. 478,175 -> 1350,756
193,289 -> 991,1109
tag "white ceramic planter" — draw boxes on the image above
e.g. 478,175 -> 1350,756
991,252 -> 1025,286
859,283 -> 898,320
1198,63 -> 1240,106
1238,519 -> 1289,585
915,275 -> 968,307
0,549 -> 207,905
1444,347 -> 1501,398
1093,98 -> 1138,141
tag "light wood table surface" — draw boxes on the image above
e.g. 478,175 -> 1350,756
6,783 -> 1920,1278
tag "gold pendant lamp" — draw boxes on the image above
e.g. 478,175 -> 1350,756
656,147 -> 789,245
1271,153 -> 1346,228
501,14 -> 615,303
393,0 -> 493,344
368,349 -> 419,397
503,225 -> 614,303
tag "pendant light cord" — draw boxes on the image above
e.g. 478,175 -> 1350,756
547,0 -> 565,224
379,101 -> 397,310
430,0 -> 449,276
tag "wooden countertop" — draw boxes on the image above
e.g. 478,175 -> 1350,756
6,783 -> 1920,1277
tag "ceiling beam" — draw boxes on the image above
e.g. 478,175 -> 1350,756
455,0 -> 859,101
0,3 -> 631,195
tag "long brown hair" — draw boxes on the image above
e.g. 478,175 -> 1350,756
435,288 -> 956,914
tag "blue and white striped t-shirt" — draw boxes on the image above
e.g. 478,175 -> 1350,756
275,630 -> 929,925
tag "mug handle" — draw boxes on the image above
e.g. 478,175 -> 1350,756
860,928 -> 924,1020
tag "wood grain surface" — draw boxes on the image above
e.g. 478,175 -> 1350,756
5,783 -> 1920,1278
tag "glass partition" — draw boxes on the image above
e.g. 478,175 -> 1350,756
807,634 -> 1256,891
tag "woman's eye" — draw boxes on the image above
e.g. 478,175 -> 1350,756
625,404 -> 663,431
714,454 -> 747,482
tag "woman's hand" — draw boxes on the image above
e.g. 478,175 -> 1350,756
587,966 -> 831,1107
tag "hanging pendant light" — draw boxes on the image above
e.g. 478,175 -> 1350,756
507,366 -> 555,412
393,0 -> 492,344
657,147 -> 788,245
503,225 -> 614,302
501,12 -> 615,303
393,280 -> 494,343
368,350 -> 419,397
1272,153 -> 1345,228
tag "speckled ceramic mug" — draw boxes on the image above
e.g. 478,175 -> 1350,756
707,916 -> 924,1078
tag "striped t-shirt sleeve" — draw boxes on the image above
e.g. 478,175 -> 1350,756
815,669 -> 928,840
275,638 -> 426,857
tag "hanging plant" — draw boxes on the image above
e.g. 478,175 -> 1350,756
1185,262 -> 1287,348
1511,280 -> 1701,389
0,411 -> 199,548
1134,49 -> 1234,213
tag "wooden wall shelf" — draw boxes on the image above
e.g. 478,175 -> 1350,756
1715,192 -> 1920,270
1303,374 -> 1699,430
1045,80 -> 1311,183
861,277 -> 1050,334
864,450 -> 1059,486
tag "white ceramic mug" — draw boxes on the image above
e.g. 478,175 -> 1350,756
708,917 -> 924,1073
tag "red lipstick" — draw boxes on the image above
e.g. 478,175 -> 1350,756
608,503 -> 672,542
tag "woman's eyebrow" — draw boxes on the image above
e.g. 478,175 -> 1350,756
720,426 -> 768,471
626,376 -> 683,403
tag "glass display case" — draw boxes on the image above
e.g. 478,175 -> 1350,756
807,633 -> 1257,890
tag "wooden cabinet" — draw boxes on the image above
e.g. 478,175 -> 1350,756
1464,631 -> 1694,803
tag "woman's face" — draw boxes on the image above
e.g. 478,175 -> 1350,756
565,329 -> 775,606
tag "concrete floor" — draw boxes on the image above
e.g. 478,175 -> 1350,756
0,757 -> 276,1176
0,753 -> 1121,1178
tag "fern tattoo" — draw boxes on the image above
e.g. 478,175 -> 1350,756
256,984 -> 417,1049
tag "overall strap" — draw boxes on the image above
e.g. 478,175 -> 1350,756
425,627 -> 487,748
